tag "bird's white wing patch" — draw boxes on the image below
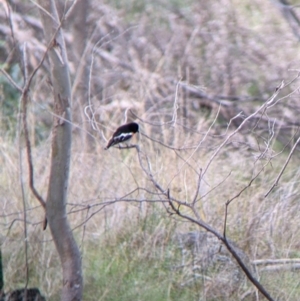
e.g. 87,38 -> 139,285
114,132 -> 133,142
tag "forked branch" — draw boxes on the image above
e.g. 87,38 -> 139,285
167,190 -> 274,301
132,138 -> 275,300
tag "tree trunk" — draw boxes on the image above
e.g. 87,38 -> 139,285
38,1 -> 83,300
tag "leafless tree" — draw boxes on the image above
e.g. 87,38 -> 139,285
37,1 -> 82,300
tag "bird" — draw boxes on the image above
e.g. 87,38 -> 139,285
104,122 -> 139,150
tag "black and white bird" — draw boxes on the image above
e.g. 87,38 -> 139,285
104,122 -> 139,150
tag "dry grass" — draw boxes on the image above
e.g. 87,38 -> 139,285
2,114 -> 300,300
1,0 -> 300,300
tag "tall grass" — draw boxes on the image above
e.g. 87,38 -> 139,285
1,112 -> 300,300
1,0 -> 300,300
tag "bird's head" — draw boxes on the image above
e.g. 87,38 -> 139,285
128,122 -> 139,133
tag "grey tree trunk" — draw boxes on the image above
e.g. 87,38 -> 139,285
38,1 -> 83,300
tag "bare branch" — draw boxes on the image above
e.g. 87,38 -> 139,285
202,80 -> 287,179
221,237 -> 274,301
17,77 -> 29,294
166,189 -> 275,301
22,93 -> 46,209
167,104 -> 221,187
223,158 -> 272,240
192,169 -> 202,206
253,258 -> 300,266
30,0 -> 59,24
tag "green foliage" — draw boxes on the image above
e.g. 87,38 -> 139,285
0,66 -> 51,143
107,0 -> 190,11
246,81 -> 261,97
83,212 -> 196,301
105,0 -> 194,21
85,249 -> 172,301
0,65 -> 22,137
259,271 -> 300,300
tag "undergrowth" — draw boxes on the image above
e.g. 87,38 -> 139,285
1,0 -> 300,300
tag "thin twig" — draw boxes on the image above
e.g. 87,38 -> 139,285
200,171 -> 232,199
139,132 -> 202,175
80,205 -> 90,254
140,131 -> 197,150
22,93 -> 46,208
86,36 -> 106,131
265,135 -> 300,197
26,22 -> 63,91
63,0 -> 80,21
171,80 -> 180,125
202,80 -> 286,180
17,72 -> 29,294
0,68 -> 22,92
192,168 -> 202,206
223,161 -> 270,237
70,198 -> 169,231
167,104 -> 222,188
30,0 -> 59,24
4,0 -> 16,46
227,163 -> 268,207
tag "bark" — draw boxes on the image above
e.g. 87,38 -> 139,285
37,1 -> 82,300
69,0 -> 93,150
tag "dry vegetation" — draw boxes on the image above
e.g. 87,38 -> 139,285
1,0 -> 300,300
